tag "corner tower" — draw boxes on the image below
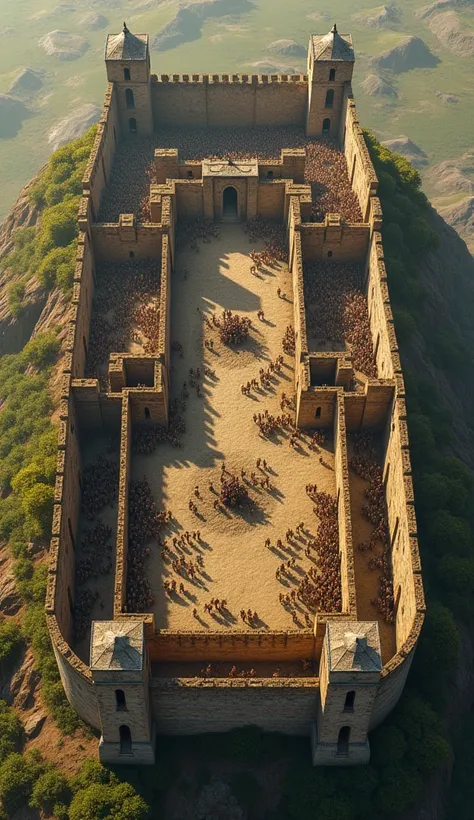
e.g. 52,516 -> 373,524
306,24 -> 354,139
312,621 -> 382,766
105,22 -> 153,136
90,620 -> 155,765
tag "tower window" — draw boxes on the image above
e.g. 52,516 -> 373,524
129,250 -> 135,258
187,170 -> 193,178
322,118 -> 331,135
119,725 -> 133,755
315,406 -> 321,419
124,67 -> 131,81
129,117 -> 137,134
325,89 -> 334,108
144,407 -> 150,420
267,170 -> 274,179
125,88 -> 135,109
337,726 -> 351,756
329,68 -> 336,81
327,250 -> 333,258
115,689 -> 127,711
343,691 -> 356,713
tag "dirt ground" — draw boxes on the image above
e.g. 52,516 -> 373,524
132,224 -> 337,632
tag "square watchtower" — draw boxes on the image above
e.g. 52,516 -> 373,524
105,23 -> 153,136
90,620 -> 155,764
306,24 -> 354,139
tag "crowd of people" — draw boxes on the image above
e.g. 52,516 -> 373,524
219,468 -> 250,508
133,399 -> 186,454
73,452 -> 119,642
126,477 -> 171,613
213,309 -> 252,345
282,325 -> 296,355
295,488 -> 342,613
304,261 -> 377,378
253,409 -> 293,437
350,432 -> 394,624
246,216 -> 288,264
98,128 -> 362,225
85,260 -> 161,387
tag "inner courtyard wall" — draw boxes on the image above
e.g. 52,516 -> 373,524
147,631 -> 317,664
91,224 -> 164,261
334,393 -> 357,615
300,223 -> 369,262
151,75 -> 308,129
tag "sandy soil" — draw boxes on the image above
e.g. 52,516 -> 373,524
132,224 -> 337,632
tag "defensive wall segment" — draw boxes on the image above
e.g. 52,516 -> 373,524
45,24 -> 425,766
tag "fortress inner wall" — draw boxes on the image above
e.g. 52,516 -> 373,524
334,393 -> 357,615
114,393 -> 131,617
151,75 -> 308,130
91,223 -> 164,262
257,181 -> 286,221
366,232 -> 397,380
151,677 -> 319,735
82,83 -> 120,220
147,631 -> 316,664
71,231 -> 95,379
300,223 -> 369,262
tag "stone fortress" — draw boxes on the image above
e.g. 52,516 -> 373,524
46,22 -> 425,767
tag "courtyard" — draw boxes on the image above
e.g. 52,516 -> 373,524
131,224 -> 339,632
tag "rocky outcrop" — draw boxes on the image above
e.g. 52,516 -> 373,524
266,39 -> 306,57
381,136 -> 428,166
352,4 -> 401,28
370,35 -> 440,72
8,68 -> 44,97
78,11 -> 108,30
47,103 -> 101,151
361,73 -> 398,97
39,30 -> 89,60
429,11 -> 474,57
251,61 -> 299,74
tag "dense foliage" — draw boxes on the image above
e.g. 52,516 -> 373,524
0,127 -> 96,307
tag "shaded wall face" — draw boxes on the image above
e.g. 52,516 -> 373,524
150,681 -> 319,735
92,226 -> 163,261
85,85 -> 121,220
301,225 -> 369,260
147,632 -> 317,663
366,235 -> 395,380
306,60 -> 354,138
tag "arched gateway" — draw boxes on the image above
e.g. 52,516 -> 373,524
222,186 -> 238,220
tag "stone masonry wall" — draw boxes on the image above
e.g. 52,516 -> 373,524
82,83 -> 120,219
91,223 -> 164,261
334,393 -> 357,616
151,74 -> 308,129
301,223 -> 369,262
151,677 -> 319,735
147,630 -> 316,663
114,393 -> 131,617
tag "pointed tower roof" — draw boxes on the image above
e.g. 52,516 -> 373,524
326,621 -> 382,673
105,22 -> 148,61
90,621 -> 144,671
311,24 -> 354,62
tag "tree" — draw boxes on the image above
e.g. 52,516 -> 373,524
29,769 -> 70,815
68,782 -> 149,820
0,701 -> 23,762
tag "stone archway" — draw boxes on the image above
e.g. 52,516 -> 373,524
222,186 -> 238,221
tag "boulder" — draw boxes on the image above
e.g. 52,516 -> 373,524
370,35 -> 440,73
0,569 -> 21,615
23,710 -> 47,739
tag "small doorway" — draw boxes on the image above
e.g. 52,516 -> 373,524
129,117 -> 137,134
222,186 -> 238,221
119,725 -> 133,755
322,118 -> 331,135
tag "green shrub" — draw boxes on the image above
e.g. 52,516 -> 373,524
7,281 -> 26,318
0,751 -> 46,816
68,781 -> 149,820
0,622 -> 22,672
29,769 -> 70,815
0,701 -> 23,763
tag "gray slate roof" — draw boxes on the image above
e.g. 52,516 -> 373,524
106,23 -> 148,61
312,25 -> 354,62
90,621 -> 144,670
326,621 -> 382,673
